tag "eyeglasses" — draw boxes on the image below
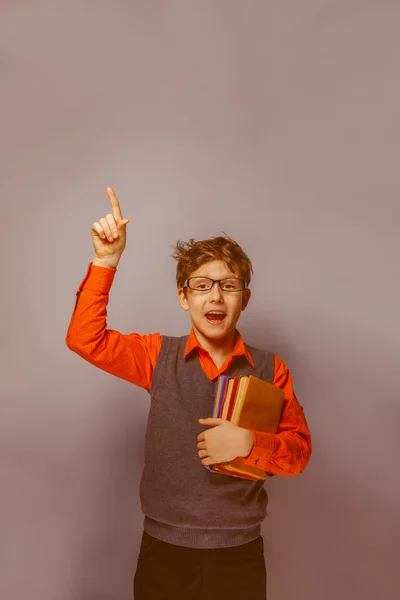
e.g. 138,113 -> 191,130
183,276 -> 247,292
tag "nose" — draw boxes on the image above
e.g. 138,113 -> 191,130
209,281 -> 224,301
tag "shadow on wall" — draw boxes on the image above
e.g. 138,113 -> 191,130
265,453 -> 398,600
257,310 -> 399,600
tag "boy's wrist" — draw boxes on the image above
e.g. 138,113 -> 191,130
92,256 -> 119,269
239,428 -> 255,458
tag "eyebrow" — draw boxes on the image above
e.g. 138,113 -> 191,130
194,274 -> 238,279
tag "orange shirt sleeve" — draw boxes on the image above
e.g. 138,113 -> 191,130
65,263 -> 161,391
243,356 -> 312,476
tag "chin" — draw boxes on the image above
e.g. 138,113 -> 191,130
197,322 -> 234,340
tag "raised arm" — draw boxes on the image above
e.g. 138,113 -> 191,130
65,187 -> 160,390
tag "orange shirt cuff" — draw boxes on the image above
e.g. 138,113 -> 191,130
77,262 -> 117,295
243,429 -> 275,468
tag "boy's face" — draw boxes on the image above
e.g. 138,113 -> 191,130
177,260 -> 251,347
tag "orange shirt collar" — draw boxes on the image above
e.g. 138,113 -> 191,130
184,327 -> 255,369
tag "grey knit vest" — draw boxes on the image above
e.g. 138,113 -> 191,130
139,334 -> 275,549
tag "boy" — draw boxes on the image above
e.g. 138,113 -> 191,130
66,187 -> 312,600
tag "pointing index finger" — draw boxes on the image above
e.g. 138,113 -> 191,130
106,187 -> 123,221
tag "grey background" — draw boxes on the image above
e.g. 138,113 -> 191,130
1,1 -> 399,599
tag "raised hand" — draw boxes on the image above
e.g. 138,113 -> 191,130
91,187 -> 130,267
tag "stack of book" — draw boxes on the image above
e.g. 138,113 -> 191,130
207,375 -> 284,480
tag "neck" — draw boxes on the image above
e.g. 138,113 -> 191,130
192,327 -> 238,359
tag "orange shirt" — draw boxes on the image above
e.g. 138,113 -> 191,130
66,262 -> 312,476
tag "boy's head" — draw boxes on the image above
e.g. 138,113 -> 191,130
172,233 -> 253,349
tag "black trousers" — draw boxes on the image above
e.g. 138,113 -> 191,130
133,531 -> 267,600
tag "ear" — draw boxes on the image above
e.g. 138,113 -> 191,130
241,288 -> 251,311
177,287 -> 190,311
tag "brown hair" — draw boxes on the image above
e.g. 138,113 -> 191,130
171,232 -> 254,290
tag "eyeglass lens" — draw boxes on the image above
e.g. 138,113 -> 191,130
188,277 -> 244,291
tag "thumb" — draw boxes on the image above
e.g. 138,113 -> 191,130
117,218 -> 130,229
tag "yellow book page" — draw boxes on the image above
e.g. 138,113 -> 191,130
222,457 -> 266,480
221,378 -> 235,420
231,377 -> 250,424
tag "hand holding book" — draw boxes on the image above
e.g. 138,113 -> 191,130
197,418 -> 255,465
198,375 -> 284,481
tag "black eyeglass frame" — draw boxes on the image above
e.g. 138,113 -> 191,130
182,276 -> 248,292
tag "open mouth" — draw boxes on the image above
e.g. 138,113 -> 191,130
205,312 -> 227,325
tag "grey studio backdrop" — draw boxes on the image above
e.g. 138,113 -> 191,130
1,2 -> 399,600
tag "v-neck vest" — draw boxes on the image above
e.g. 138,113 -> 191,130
139,334 -> 275,549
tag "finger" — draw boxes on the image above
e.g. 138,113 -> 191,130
197,433 -> 206,442
92,221 -> 106,240
197,442 -> 206,450
105,213 -> 119,238
106,187 -> 123,222
198,418 -> 223,426
100,217 -> 113,241
201,457 -> 214,466
198,450 -> 209,459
